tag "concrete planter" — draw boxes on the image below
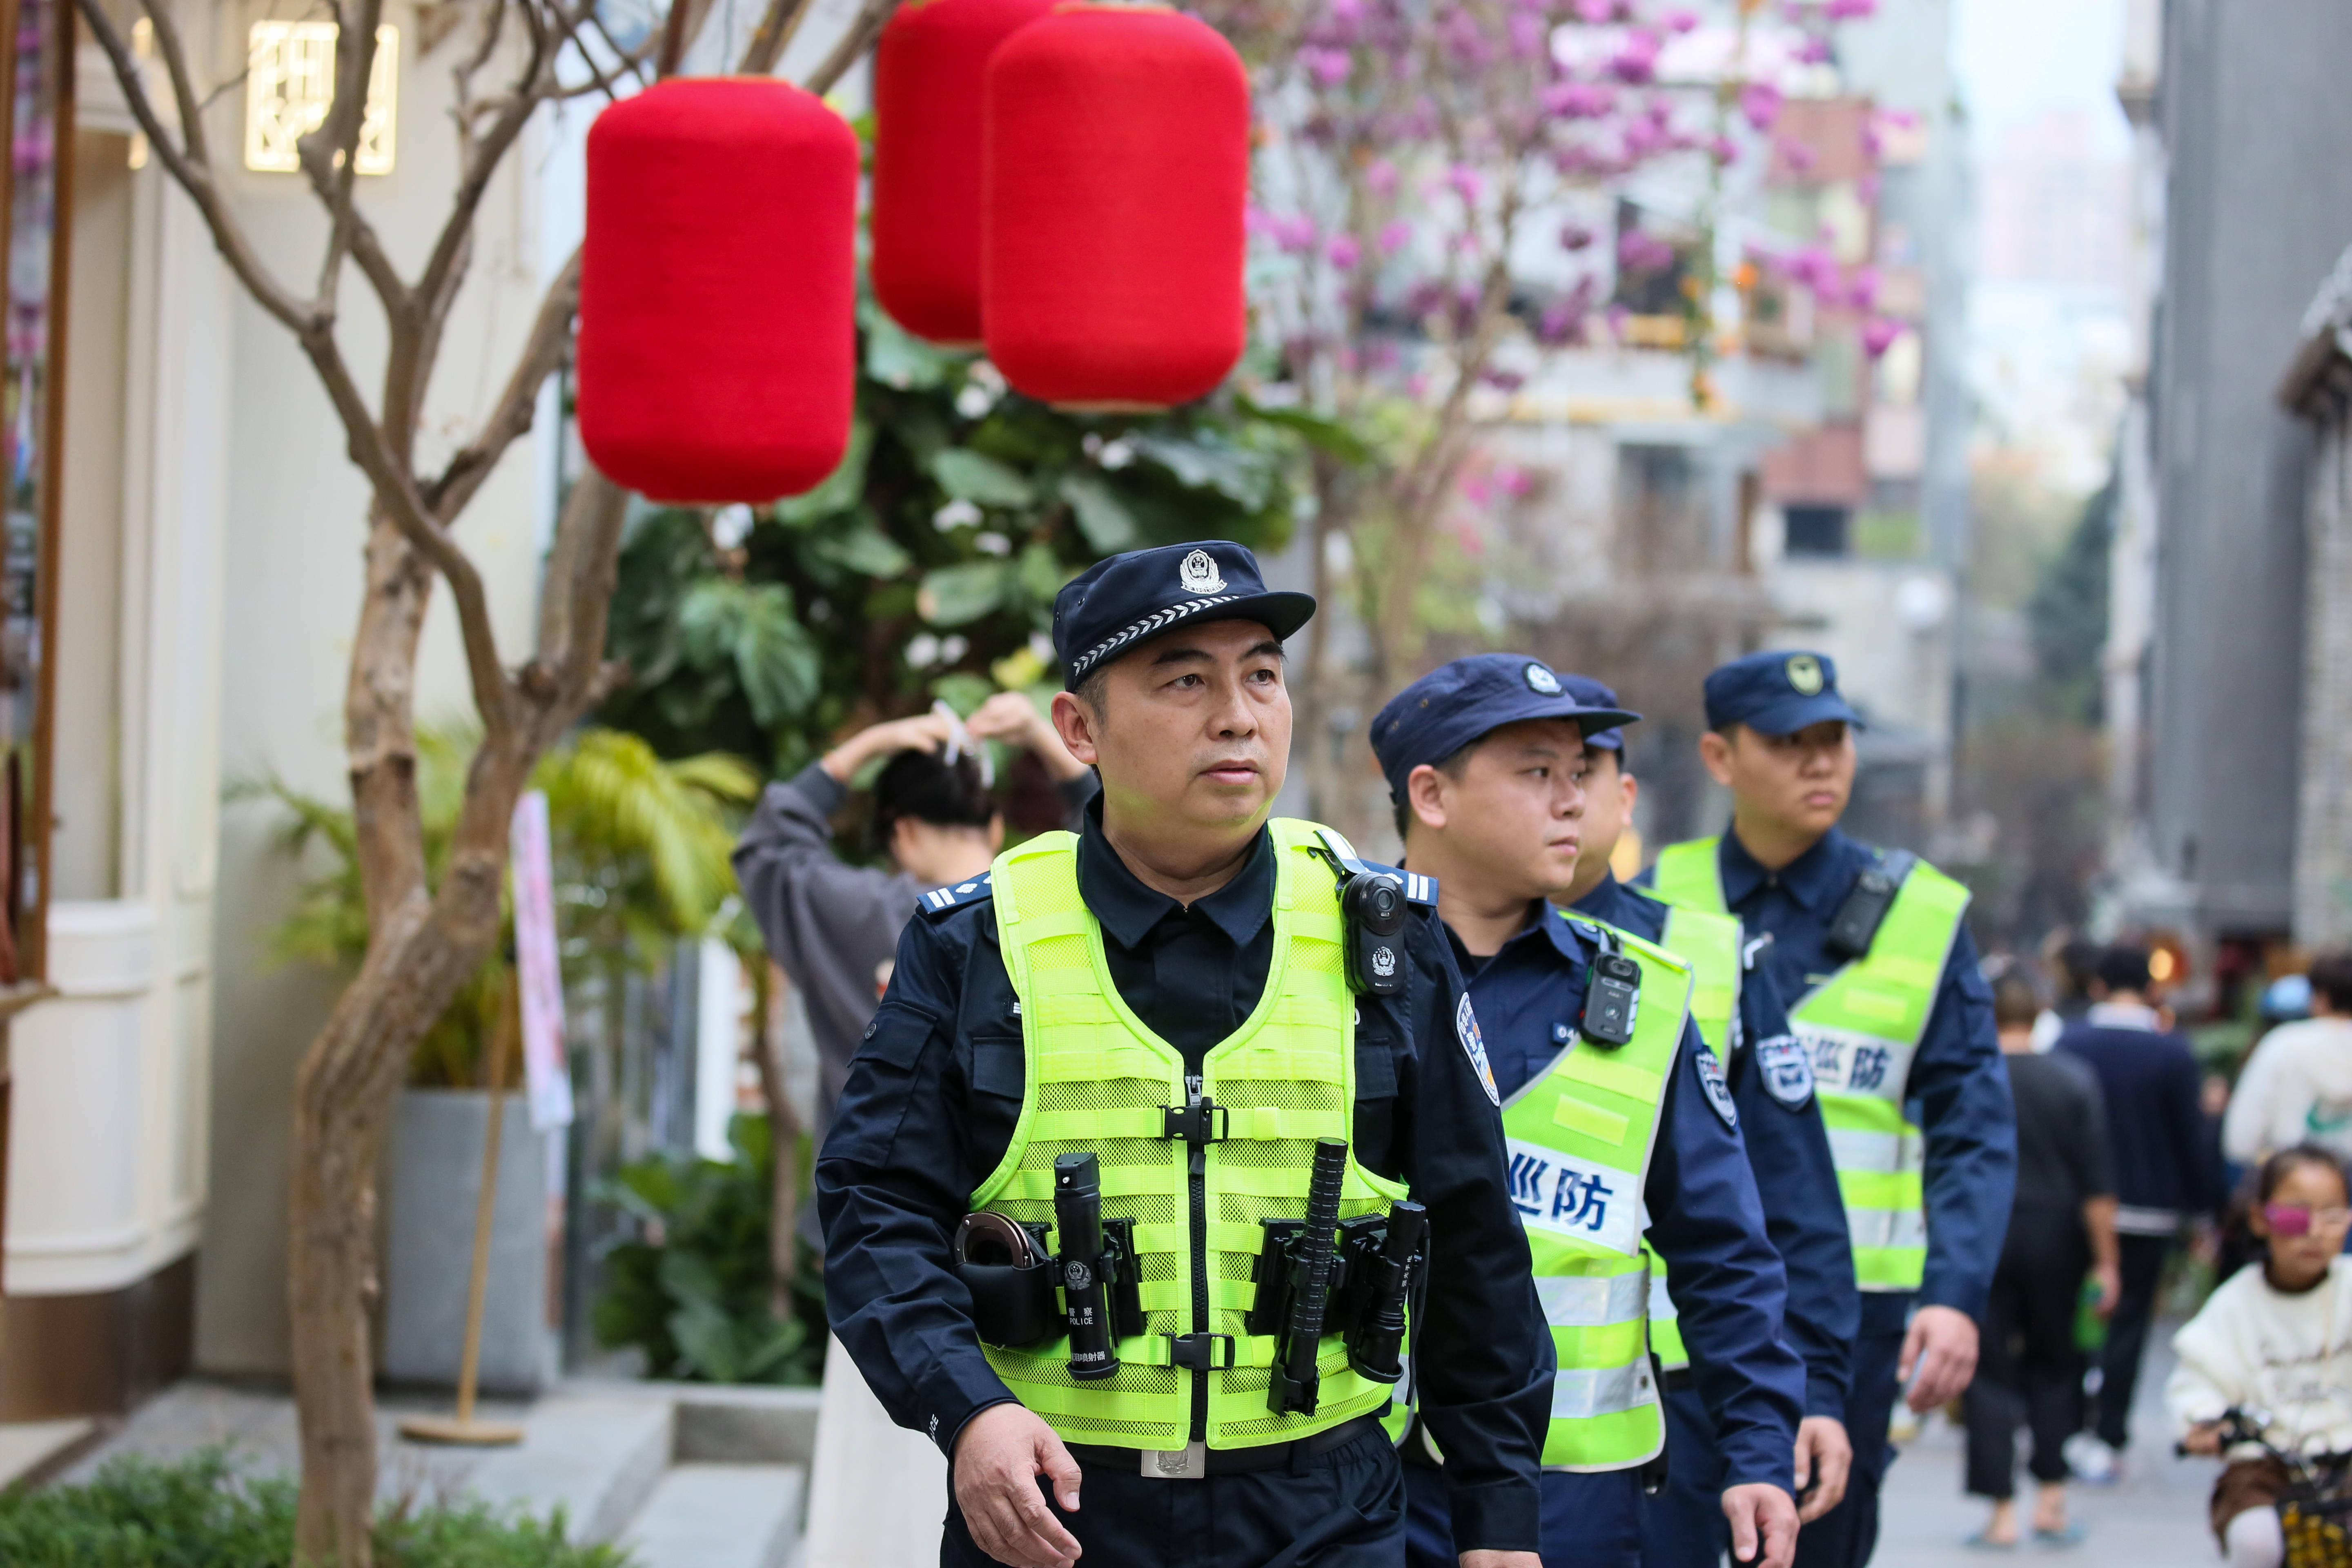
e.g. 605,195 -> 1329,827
382,1087 -> 556,1394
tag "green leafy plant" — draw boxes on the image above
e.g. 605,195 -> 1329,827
599,306 -> 1310,771
0,1451 -> 630,1567
245,726 -> 757,1087
591,1114 -> 824,1385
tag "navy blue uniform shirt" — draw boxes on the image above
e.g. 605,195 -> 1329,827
1452,899 -> 1807,1490
816,804 -> 1553,1554
1643,828 -> 2015,1330
1573,872 -> 1859,1420
2056,1008 -> 2219,1227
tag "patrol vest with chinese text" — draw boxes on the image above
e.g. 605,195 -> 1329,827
1502,914 -> 1693,1470
972,819 -> 1408,1452
1652,839 -> 1969,1294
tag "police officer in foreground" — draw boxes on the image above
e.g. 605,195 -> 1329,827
817,543 -> 1551,1568
1639,652 -> 2016,1568
1370,655 -> 1806,1568
1539,675 -> 1859,1564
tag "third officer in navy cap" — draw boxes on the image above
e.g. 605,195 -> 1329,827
1370,654 -> 1807,1568
1539,674 -> 1860,1565
1639,651 -> 2016,1568
820,543 -> 1552,1568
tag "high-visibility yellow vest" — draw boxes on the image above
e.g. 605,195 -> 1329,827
971,818 -> 1408,1452
1633,901 -> 1744,1374
1504,912 -> 1693,1470
1652,838 -> 1969,1294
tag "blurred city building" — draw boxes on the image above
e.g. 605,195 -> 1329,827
1439,0 -> 1970,860
2104,0 -> 2352,1011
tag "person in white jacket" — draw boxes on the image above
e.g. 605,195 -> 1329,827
2170,1145 -> 2352,1568
2224,955 -> 2352,1167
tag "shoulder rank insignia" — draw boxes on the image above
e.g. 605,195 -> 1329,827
917,871 -> 994,920
1368,862 -> 1437,907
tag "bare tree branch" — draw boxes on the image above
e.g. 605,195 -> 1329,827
297,323 -> 518,735
737,0 -> 820,76
802,0 -> 898,94
303,0 -> 389,308
425,247 -> 582,518
85,0 -> 317,333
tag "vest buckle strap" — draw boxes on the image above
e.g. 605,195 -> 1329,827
1165,1332 -> 1237,1371
1162,1099 -> 1230,1145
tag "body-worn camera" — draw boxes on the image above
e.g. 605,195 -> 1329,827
1583,951 -> 1642,1047
1826,851 -> 1915,960
1314,831 -> 1407,998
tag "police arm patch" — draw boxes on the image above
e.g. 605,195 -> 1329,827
1456,993 -> 1500,1107
1753,1033 -> 1815,1111
1695,1046 -> 1738,1129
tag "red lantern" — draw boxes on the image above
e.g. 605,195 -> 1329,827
578,78 -> 857,503
872,0 -> 1058,345
982,4 -> 1250,409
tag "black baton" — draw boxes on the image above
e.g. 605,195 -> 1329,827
1269,1137 -> 1349,1414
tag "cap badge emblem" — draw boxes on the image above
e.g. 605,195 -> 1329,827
1178,548 -> 1227,596
1524,662 -> 1562,695
1785,655 -> 1824,696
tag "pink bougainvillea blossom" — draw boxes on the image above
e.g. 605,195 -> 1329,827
1364,157 -> 1400,197
1739,80 -> 1783,132
1377,218 -> 1414,254
1327,234 -> 1361,270
1862,316 -> 1902,356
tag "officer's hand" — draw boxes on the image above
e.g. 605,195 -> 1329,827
1899,1304 -> 1980,1412
951,1403 -> 1084,1568
1458,1552 -> 1542,1568
1722,1482 -> 1800,1568
1791,1415 -> 1852,1522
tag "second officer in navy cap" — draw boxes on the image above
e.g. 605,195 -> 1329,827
1640,651 -> 2015,1568
1538,675 -> 1860,1564
819,543 -> 1552,1568
1370,654 -> 1806,1568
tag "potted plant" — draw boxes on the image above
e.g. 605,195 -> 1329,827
252,726 -> 755,1393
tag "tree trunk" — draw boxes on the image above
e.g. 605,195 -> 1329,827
287,511 -> 540,1566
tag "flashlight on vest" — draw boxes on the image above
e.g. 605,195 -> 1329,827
1346,1199 -> 1426,1385
1054,1152 -> 1118,1381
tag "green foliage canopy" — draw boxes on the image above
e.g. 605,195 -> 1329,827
599,307 -> 1312,771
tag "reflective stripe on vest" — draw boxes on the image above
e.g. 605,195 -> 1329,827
972,819 -> 1409,1452
1651,838 -> 1969,1294
1502,913 -> 1692,1471
1639,903 -> 1742,1375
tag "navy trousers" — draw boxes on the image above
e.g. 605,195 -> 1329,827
942,1425 -> 1405,1568
1790,1326 -> 1905,1568
1405,1461 -> 1643,1568
1637,1385 -> 1730,1566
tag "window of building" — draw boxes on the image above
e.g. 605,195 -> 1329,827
1784,504 -> 1851,557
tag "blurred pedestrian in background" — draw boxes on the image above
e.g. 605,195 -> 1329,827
2031,935 -> 2105,1052
2056,942 -> 2221,1483
1963,971 -> 2117,1550
2168,1145 -> 2352,1568
733,693 -> 1093,1160
2223,952 -> 2352,1169
731,693 -> 1089,1568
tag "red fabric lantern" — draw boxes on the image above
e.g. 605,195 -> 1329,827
578,78 -> 857,503
982,4 -> 1250,409
872,0 -> 1058,345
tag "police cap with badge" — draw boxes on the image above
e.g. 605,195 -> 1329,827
1370,655 -> 1648,1047
1703,648 -> 1864,735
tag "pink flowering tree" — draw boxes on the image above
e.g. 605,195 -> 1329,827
1199,0 -> 1871,823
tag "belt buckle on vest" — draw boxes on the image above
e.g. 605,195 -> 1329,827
1143,1441 -> 1209,1479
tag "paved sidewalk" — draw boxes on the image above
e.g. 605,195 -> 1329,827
1876,1336 -> 2218,1566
